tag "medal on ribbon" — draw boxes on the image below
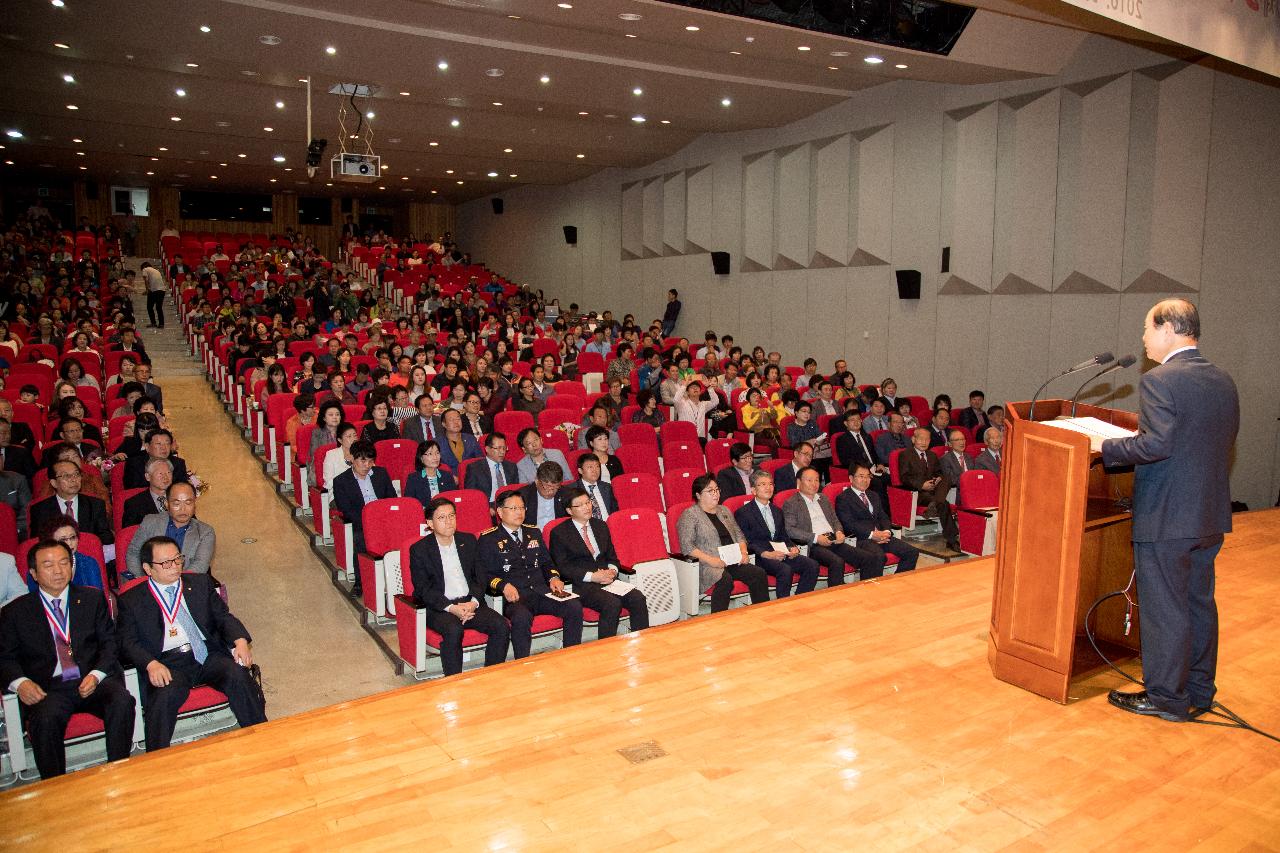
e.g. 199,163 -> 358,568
148,579 -> 184,640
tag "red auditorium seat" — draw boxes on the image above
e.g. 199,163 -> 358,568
358,498 -> 426,617
616,443 -> 661,478
438,489 -> 492,536
612,473 -> 664,513
661,467 -> 702,511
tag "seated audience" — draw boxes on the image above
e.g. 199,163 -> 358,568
404,440 -> 459,504
772,442 -> 812,492
834,465 -> 920,577
321,422 -> 360,488
27,516 -> 106,593
568,453 -> 617,521
125,482 -> 215,579
781,467 -> 879,585
520,461 -> 569,530
121,457 -> 173,528
676,474 -> 769,612
515,427 -> 570,485
123,429 -> 190,489
30,460 -> 114,548
787,401 -> 831,483
956,390 -> 990,433
331,441 -> 396,595
715,441 -> 756,500
0,467 -> 32,538
401,394 -> 443,444
464,432 -> 520,503
437,409 -> 481,473
939,429 -> 972,485
583,425 -> 623,481
899,428 -> 960,552
974,427 -> 1003,474
874,413 -> 912,463
926,408 -> 951,448
733,470 -> 820,598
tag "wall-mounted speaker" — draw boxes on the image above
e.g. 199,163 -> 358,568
940,246 -> 950,273
563,225 -> 578,245
491,198 -> 504,215
711,251 -> 730,275
895,269 -> 922,300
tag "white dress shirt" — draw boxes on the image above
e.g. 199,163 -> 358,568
437,540 -> 474,602
802,493 -> 833,541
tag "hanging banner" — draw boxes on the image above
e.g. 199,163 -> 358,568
1057,0 -> 1280,78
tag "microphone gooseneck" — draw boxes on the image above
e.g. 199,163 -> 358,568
1029,351 -> 1116,421
1070,354 -> 1135,417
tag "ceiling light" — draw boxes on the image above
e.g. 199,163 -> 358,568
445,169 -> 454,174
487,171 -> 498,177
578,111 -> 589,116
401,176 -> 408,180
430,189 -> 437,194
830,50 -> 850,57
507,14 -> 520,19
557,2 -> 572,7
326,182 -> 333,186
660,119 -> 670,125
633,87 -> 643,96
745,36 -> 755,43
895,63 -> 909,69
158,146 -> 168,151
275,100 -> 285,109
3,161 -> 13,166
170,115 -> 181,121
75,151 -> 84,156
509,173 -> 517,178
491,101 -> 503,107
219,162 -> 227,166
210,174 -> 218,179
51,0 -> 65,6
366,111 -> 375,119
325,46 -> 336,55
576,153 -> 585,159
864,56 -> 884,64
269,178 -> 277,182
283,167 -> 291,171
798,45 -> 811,51
263,126 -> 273,132
259,35 -> 281,45
66,104 -> 78,110
273,155 -> 286,162
620,12 -> 642,20
685,25 -> 699,32
428,141 -> 438,146
240,70 -> 258,76
503,147 -> 512,153
485,68 -> 504,77
399,91 -> 410,96
62,74 -> 75,83
72,137 -> 81,142
199,25 -> 211,33
215,121 -> 230,127
175,88 -> 186,96
631,115 -> 645,123
456,181 -> 464,185
721,97 -> 732,107
78,165 -> 87,170
437,60 -> 449,71
450,118 -> 460,127
146,170 -> 154,175
237,153 -> 246,158
828,66 -> 839,71
150,156 -> 159,161
539,74 -> 550,84
186,62 -> 199,68
54,42 -> 70,49
729,50 -> 741,55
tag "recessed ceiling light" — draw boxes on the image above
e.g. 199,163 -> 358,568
326,182 -> 333,186
830,50 -> 850,57
75,151 -> 84,155
399,91 -> 410,96
401,176 -> 408,180
263,126 -> 273,132
557,2 -> 572,7
51,0 -> 65,6
146,170 -> 154,175
485,68 -> 504,77
721,97 -> 732,107
798,45 -> 811,51
186,62 -> 199,68
895,63 -> 909,69
215,121 -> 230,127
283,167 -> 292,171
269,178 -> 277,182
66,104 -> 78,110
366,111 -> 375,119
631,115 -> 645,123
578,111 -> 589,116
210,174 -> 218,179
828,66 -> 839,71
503,147 -> 513,153
456,180 -> 464,185
604,113 -> 616,119
62,74 -> 74,83
240,70 -> 258,76
430,189 -> 437,194
150,157 -> 159,161
487,171 -> 498,177
275,101 -> 285,109
325,46 -> 336,55
200,25 -> 211,33
170,115 -> 181,121
445,169 -> 454,174
450,118 -> 460,127
237,153 -> 246,158
619,12 -> 642,20
259,35 -> 281,45
3,161 -> 13,166
437,60 -> 449,71
78,165 -> 87,170
72,137 -> 81,142
632,87 -> 643,96
864,56 -> 884,64
507,14 -> 520,19
745,36 -> 755,43
576,153 -> 585,159
54,42 -> 70,49
729,50 -> 741,55
509,173 -> 517,177
685,25 -> 700,32
175,88 -> 186,96
273,155 -> 286,162
491,101 -> 503,107
625,33 -> 637,38
539,74 -> 551,84
158,146 -> 167,151
660,119 -> 671,125
428,141 -> 438,146
219,162 -> 227,166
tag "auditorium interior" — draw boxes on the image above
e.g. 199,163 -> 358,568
0,0 -> 1278,847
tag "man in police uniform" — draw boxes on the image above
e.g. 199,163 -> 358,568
477,491 -> 583,659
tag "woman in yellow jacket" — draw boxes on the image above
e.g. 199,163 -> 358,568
740,387 -> 785,446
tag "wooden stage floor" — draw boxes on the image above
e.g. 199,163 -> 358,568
3,510 -> 1279,851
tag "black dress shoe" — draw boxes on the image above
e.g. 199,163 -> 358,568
1108,689 -> 1188,722
350,581 -> 363,598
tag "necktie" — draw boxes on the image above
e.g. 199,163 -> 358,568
919,451 -> 928,463
587,485 -> 602,519
168,584 -> 208,664
858,491 -> 871,512
761,503 -> 776,539
511,528 -> 522,546
856,433 -> 869,460
493,461 -> 505,489
64,499 -> 75,521
50,599 -> 80,682
580,523 -> 595,557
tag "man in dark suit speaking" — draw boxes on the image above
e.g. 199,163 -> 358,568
1098,299 -> 1238,723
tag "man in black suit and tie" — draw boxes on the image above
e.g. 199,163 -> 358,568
122,429 -> 190,490
898,429 -> 960,552
548,487 -> 649,638
116,536 -> 266,751
926,408 -> 951,449
0,539 -> 136,778
408,497 -> 510,676
0,417 -> 38,482
1099,299 -> 1239,723
874,413 -> 911,465
714,442 -> 756,500
973,428 -> 1003,474
121,457 -> 173,528
331,441 -> 397,596
835,465 -> 919,577
478,491 -> 583,659
400,394 -> 443,444
939,429 -> 972,486
519,461 -> 569,531
772,443 -> 812,493
733,470 -> 819,597
463,432 -> 519,503
835,410 -> 889,499
567,454 -> 616,520
29,460 -> 114,546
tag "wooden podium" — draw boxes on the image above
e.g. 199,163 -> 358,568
988,399 -> 1140,703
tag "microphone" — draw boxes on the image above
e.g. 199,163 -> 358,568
1070,354 -> 1136,417
1029,352 -> 1116,421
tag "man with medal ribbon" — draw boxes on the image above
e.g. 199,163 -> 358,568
116,536 -> 267,752
0,538 -> 136,778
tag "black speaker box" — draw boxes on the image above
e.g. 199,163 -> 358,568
711,251 -> 730,275
941,246 -> 950,273
895,269 -> 922,300
563,225 -> 577,245
491,198 -> 504,215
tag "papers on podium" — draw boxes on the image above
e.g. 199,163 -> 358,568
1045,416 -> 1137,441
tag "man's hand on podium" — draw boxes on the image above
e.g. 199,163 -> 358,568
1088,434 -> 1106,454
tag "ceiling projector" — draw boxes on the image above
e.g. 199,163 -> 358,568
332,153 -> 380,183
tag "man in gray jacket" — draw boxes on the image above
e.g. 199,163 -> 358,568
125,482 -> 216,579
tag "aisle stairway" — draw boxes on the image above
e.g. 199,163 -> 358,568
130,270 -> 408,718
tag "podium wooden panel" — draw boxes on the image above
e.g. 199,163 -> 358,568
988,399 -> 1140,703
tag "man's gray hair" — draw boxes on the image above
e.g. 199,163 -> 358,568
748,468 -> 772,488
143,456 -> 175,475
